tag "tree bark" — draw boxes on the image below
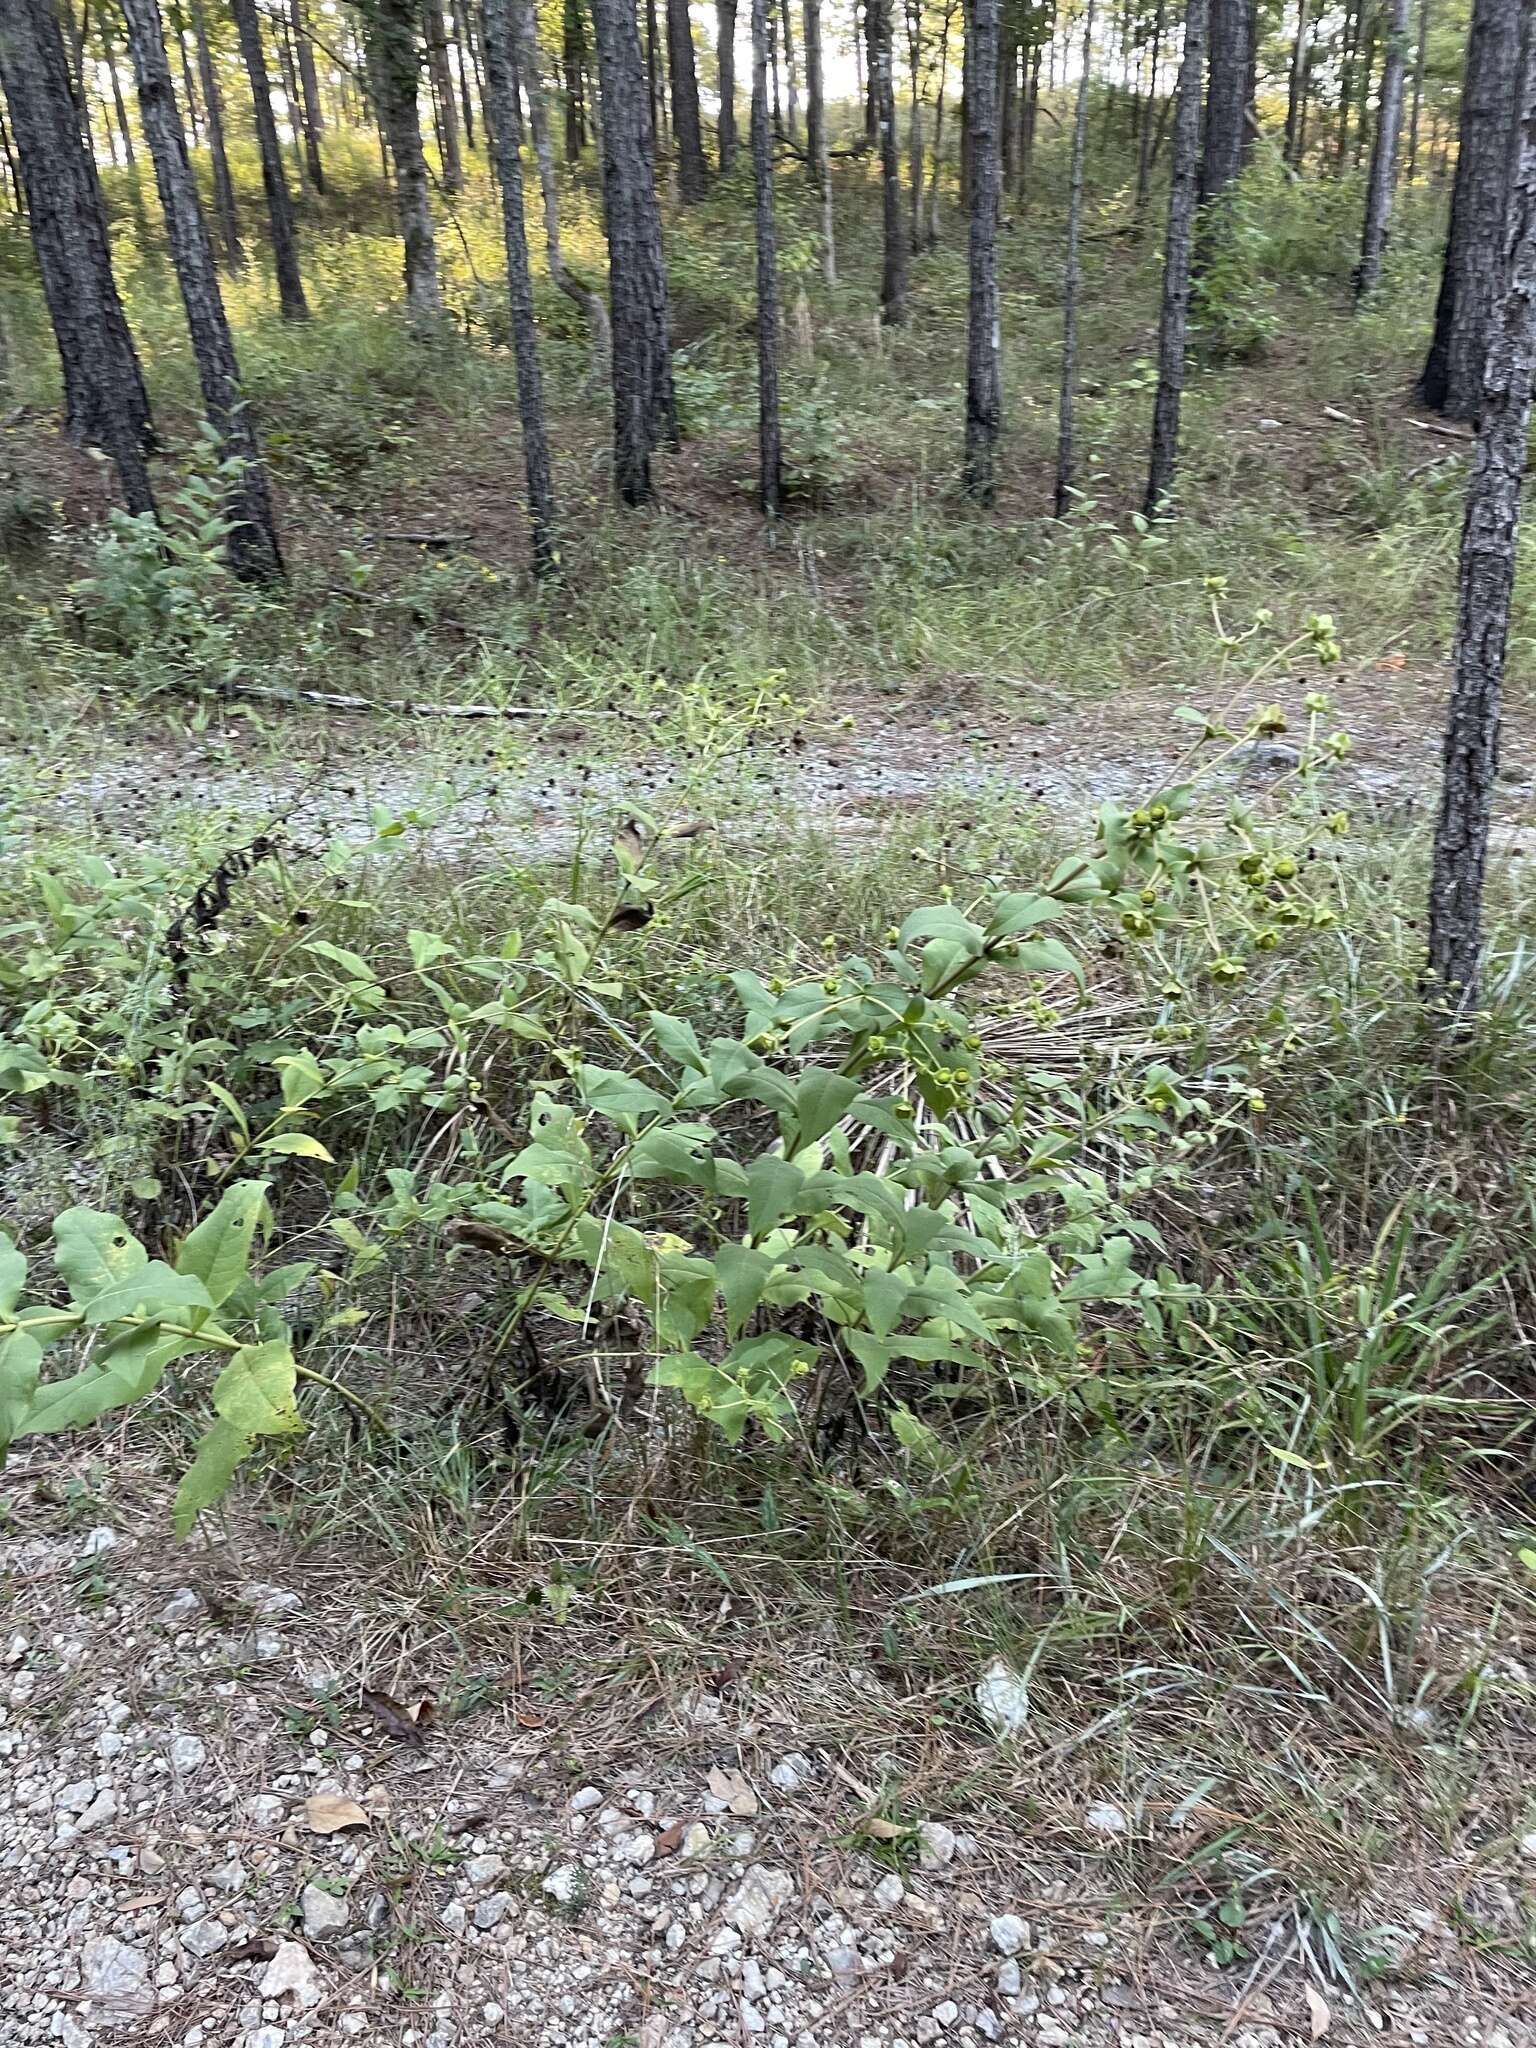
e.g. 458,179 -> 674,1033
451,7 -> 478,149
193,0 -> 242,266
424,2 -> 462,189
591,0 -> 676,503
667,0 -> 709,198
229,0 -> 307,318
293,0 -> 326,192
510,0 -> 612,387
1355,0 -> 1409,297
1283,0 -> 1309,165
100,7 -> 137,165
1200,0 -> 1251,206
120,0 -> 283,580
962,0 -> 999,499
717,0 -> 738,168
1420,0 -> 1522,419
1055,0 -> 1093,517
367,0 -> 443,329
803,0 -> 834,280
750,0 -> 781,516
778,0 -> 798,138
1428,23 -> 1536,1016
1133,0 -> 1164,212
481,0 -> 560,575
1145,0 -> 1207,516
872,0 -> 906,322
905,0 -> 923,251
0,0 -> 156,513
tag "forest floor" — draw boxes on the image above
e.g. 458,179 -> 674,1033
5,1436 -> 1535,2048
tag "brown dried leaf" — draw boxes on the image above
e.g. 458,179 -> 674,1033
853,1813 -> 908,1840
706,1767 -> 759,1817
360,1690 -> 425,1746
613,820 -> 647,866
302,1794 -> 371,1835
665,818 -> 711,840
1304,1986 -> 1331,2040
652,1818 -> 689,1858
603,902 -> 653,935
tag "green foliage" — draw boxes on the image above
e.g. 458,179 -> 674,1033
0,1180 -> 308,1534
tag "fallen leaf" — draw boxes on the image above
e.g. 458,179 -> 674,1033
361,1689 -> 426,1745
853,1813 -> 908,1840
224,1935 -> 281,1963
603,902 -> 653,935
1374,653 -> 1407,671
1305,1985 -> 1331,2039
652,1818 -> 690,1858
613,819 -> 647,866
302,1793 -> 371,1835
706,1767 -> 759,1817
446,1809 -> 490,1837
407,1697 -> 437,1729
665,818 -> 711,839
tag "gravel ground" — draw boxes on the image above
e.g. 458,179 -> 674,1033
4,1443 -> 1533,2048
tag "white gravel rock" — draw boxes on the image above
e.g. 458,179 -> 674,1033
542,1864 -> 585,1904
917,1821 -> 956,1870
768,1753 -> 814,1793
180,1918 -> 230,1959
80,1525 -> 119,1558
873,1872 -> 904,1910
81,1935 -> 155,2019
472,1891 -> 511,1931
301,1884 -> 351,1937
724,1866 -> 796,1940
168,1733 -> 207,1774
259,1941 -> 324,2008
1084,1799 -> 1128,1839
244,1793 -> 285,1824
569,1786 -> 604,1813
463,1854 -> 506,1886
989,1914 -> 1029,1956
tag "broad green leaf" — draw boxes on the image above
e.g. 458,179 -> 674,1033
1002,937 -> 1084,986
0,1234 -> 25,1316
791,1068 -> 860,1149
305,938 -> 374,980
0,1326 -> 44,1450
891,1405 -> 949,1469
746,1155 -> 804,1239
1060,1236 -> 1141,1303
257,1132 -> 334,1162
408,929 -> 454,971
984,892 -> 1059,939
173,1340 -> 303,1539
274,1051 -> 327,1110
648,1010 -> 707,1074
574,1065 -> 672,1124
716,1243 -> 773,1340
175,1181 -> 269,1307
52,1209 -> 146,1310
75,1262 -> 213,1327
898,905 -> 985,954
18,1325 -> 198,1437
860,1266 -> 910,1340
172,1419 -> 246,1540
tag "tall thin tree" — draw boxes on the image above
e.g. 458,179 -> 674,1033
292,0 -> 326,192
1420,0 -> 1522,418
667,0 -> 709,198
1406,0 -> 1430,182
750,0 -> 781,515
0,0 -> 156,514
872,0 -> 907,322
482,0 -> 560,575
229,0 -> 308,317
1145,0 -> 1208,515
1135,0 -> 1166,212
366,0 -> 444,329
1055,0 -> 1094,516
779,0 -> 799,137
424,2 -> 463,189
120,0 -> 283,580
717,0 -> 738,167
192,0 -> 242,266
803,0 -> 834,281
1427,24 -> 1536,1015
1284,0 -> 1310,164
1199,0 -> 1251,208
1355,0 -> 1410,297
963,0 -> 1001,499
591,0 -> 677,502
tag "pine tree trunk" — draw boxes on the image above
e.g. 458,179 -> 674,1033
779,0 -> 798,138
229,0 -> 307,318
1428,25 -> 1536,1016
872,0 -> 907,321
176,21 -> 200,142
0,0 -> 156,513
927,0 -> 951,239
1356,0 -> 1409,297
424,3 -> 462,189
1421,0 -> 1522,418
565,0 -> 590,156
803,0 -> 834,280
717,0 -> 738,168
510,0 -> 612,386
293,0 -> 326,192
1016,34 -> 1037,205
120,0 -> 283,580
1055,0 -> 1093,517
750,0 -> 781,516
591,0 -> 676,503
274,17 -> 308,188
962,0 -> 1000,500
864,0 -> 879,140
667,0 -> 709,197
1406,0 -> 1430,180
451,8 -> 478,149
906,0 -> 923,251
193,0 -> 242,266
368,0 -> 443,329
482,0 -> 560,575
1200,0 -> 1250,207
1283,0 -> 1310,165
1135,0 -> 1165,211
1145,0 -> 1206,515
